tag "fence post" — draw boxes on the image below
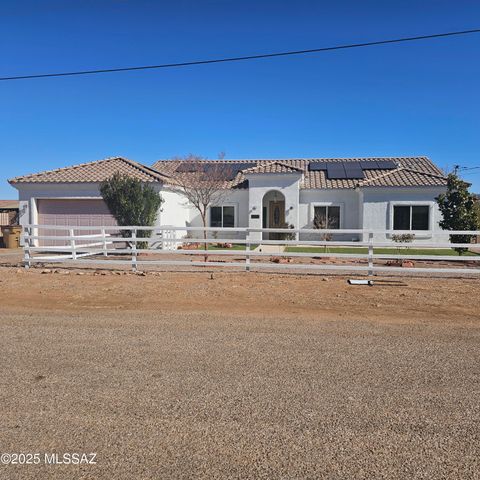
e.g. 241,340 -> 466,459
24,226 -> 31,269
368,231 -> 374,276
70,228 -> 77,261
101,228 -> 107,257
131,229 -> 137,272
245,229 -> 251,272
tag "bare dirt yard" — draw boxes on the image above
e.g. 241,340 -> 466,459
0,266 -> 479,479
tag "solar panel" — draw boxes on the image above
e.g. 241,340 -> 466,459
202,163 -> 217,174
308,162 -> 329,171
326,163 -> 347,179
359,160 -> 379,170
343,162 -> 364,179
375,160 -> 397,169
202,162 -> 256,179
359,160 -> 397,170
175,162 -> 203,173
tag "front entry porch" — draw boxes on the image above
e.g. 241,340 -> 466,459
262,190 -> 286,240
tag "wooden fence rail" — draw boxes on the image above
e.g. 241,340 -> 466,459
21,225 -> 480,277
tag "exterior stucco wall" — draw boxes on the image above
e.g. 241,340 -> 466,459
184,189 -> 249,240
12,180 -> 448,247
246,173 -> 302,241
298,189 -> 362,241
361,186 -> 448,243
158,189 -> 191,225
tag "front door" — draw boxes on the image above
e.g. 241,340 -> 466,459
269,201 -> 285,240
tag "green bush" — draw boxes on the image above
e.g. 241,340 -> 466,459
436,174 -> 479,255
100,173 -> 163,248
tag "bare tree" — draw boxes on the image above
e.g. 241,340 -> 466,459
169,154 -> 233,260
313,211 -> 332,253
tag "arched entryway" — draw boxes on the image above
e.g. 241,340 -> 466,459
262,190 -> 286,240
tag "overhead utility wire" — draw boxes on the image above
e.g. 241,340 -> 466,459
1,28 -> 479,82
453,165 -> 480,174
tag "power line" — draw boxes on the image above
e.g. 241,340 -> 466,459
1,28 -> 479,82
453,165 -> 480,174
460,167 -> 480,175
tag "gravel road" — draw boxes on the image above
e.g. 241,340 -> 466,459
0,269 -> 479,479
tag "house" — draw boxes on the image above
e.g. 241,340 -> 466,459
9,156 -> 448,245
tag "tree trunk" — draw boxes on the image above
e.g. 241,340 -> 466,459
201,211 -> 208,263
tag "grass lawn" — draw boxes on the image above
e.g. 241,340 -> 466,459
207,244 -> 259,250
285,246 -> 480,256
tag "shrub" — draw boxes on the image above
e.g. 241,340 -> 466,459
100,173 -> 163,249
436,174 -> 479,255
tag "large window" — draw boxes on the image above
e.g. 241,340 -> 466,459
393,205 -> 430,230
313,205 -> 341,229
210,206 -> 235,228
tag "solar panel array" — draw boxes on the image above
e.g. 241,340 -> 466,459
176,162 -> 257,179
176,160 -> 398,180
308,160 -> 397,179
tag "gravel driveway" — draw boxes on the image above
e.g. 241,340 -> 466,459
1,302 -> 479,479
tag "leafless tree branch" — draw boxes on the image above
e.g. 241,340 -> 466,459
169,155 -> 233,260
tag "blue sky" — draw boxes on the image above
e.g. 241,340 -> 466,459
1,0 -> 479,198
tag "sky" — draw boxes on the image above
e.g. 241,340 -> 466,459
1,0 -> 479,198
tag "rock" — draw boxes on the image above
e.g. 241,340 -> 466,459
76,272 -> 85,276
41,269 -> 52,274
322,277 -> 329,281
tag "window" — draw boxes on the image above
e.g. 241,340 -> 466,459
210,206 -> 235,228
393,205 -> 430,230
313,205 -> 340,229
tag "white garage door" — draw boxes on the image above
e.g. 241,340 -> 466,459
37,199 -> 117,246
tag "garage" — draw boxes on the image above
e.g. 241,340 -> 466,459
37,199 -> 117,246
8,157 -> 166,247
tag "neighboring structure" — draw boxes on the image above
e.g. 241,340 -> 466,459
9,156 -> 449,245
0,200 -> 19,245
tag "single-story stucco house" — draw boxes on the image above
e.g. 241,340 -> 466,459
9,155 -> 449,245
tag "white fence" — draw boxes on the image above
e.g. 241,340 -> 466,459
22,224 -> 480,276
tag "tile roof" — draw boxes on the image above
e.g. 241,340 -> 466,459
152,157 -> 447,189
8,156 -> 446,190
241,161 -> 304,174
9,157 -> 168,184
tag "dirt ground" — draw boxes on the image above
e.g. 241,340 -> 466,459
0,267 -> 479,479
